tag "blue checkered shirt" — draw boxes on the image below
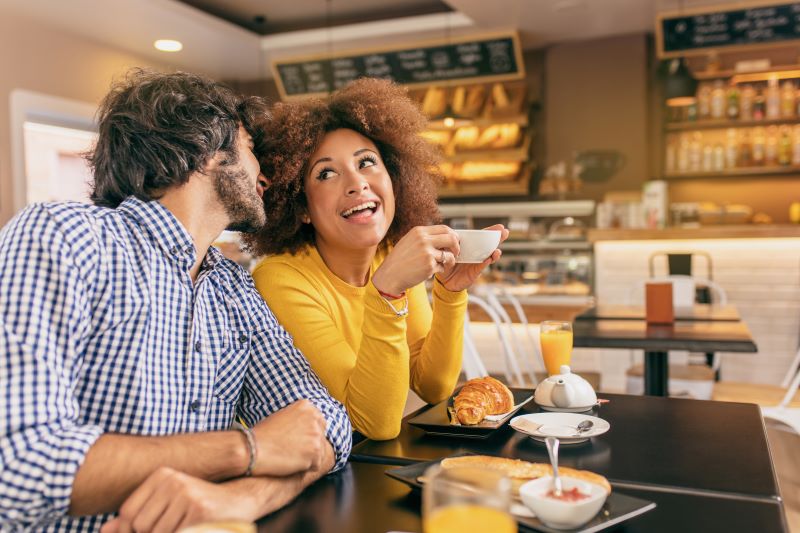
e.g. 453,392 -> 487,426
0,197 -> 352,531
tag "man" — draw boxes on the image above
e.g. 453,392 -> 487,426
0,69 -> 352,532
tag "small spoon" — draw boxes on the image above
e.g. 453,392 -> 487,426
545,436 -> 562,497
574,419 -> 594,437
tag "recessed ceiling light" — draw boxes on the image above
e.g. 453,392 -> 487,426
154,39 -> 183,52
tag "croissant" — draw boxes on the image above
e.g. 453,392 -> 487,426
453,376 -> 514,425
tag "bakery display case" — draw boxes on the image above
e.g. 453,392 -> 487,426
411,81 -> 534,197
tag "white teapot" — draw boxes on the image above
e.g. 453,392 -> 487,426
534,365 -> 597,412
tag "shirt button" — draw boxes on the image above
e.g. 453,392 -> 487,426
170,246 -> 180,255
238,333 -> 248,344
189,400 -> 201,412
185,246 -> 193,255
194,340 -> 201,352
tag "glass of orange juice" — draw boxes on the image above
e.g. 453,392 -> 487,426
540,320 -> 573,376
423,464 -> 516,533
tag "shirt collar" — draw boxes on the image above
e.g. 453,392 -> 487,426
117,196 -> 197,268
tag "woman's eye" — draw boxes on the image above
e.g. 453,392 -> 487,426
317,168 -> 336,181
359,156 -> 377,169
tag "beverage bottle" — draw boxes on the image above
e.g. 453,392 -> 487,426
726,83 -> 740,119
702,144 -> 714,171
678,134 -> 690,172
765,126 -> 778,165
781,81 -> 796,118
778,126 -> 792,166
792,125 -> 800,165
740,84 -> 755,120
697,83 -> 712,119
753,127 -> 766,165
739,130 -> 753,166
710,80 -> 726,119
713,143 -> 725,171
725,128 -> 739,168
766,78 -> 781,119
689,132 -> 703,171
753,88 -> 766,120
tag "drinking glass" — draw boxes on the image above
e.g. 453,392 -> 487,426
422,464 -> 516,533
540,320 -> 573,375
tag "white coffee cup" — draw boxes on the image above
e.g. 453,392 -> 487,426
454,229 -> 502,263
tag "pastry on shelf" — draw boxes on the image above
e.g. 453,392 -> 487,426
458,161 -> 521,180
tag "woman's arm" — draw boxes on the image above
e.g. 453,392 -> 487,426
406,280 -> 468,404
252,262 -> 411,440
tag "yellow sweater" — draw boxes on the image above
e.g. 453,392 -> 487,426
251,246 -> 467,440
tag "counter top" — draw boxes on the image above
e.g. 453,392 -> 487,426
588,225 -> 800,242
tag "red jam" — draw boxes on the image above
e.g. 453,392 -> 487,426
545,487 -> 591,502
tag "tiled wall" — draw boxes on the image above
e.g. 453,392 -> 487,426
469,238 -> 800,392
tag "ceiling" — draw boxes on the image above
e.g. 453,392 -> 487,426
0,0 -> 757,81
176,0 -> 453,34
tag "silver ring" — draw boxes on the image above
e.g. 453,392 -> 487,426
439,250 -> 446,263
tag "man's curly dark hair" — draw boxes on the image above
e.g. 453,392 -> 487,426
242,78 -> 442,257
89,68 -> 268,208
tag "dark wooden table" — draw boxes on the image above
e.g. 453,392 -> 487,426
351,393 -> 780,500
572,319 -> 757,396
257,462 -> 788,532
575,304 -> 741,322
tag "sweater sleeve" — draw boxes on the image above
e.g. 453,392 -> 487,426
406,280 -> 468,404
251,261 -> 411,440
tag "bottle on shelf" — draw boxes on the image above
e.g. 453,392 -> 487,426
697,82 -> 712,119
753,126 -> 766,165
766,78 -> 781,120
781,81 -> 796,118
726,82 -> 740,119
778,126 -> 792,166
710,80 -> 726,119
713,143 -> 725,171
740,84 -> 755,121
702,143 -> 714,171
739,129 -> 753,167
678,133 -> 690,172
753,87 -> 766,120
792,125 -> 800,165
689,131 -> 703,171
765,125 -> 779,165
725,128 -> 739,168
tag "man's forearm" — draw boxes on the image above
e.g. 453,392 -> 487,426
70,431 -> 248,516
227,442 -> 336,521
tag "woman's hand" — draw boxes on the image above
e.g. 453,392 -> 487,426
371,225 -> 460,296
435,224 -> 509,292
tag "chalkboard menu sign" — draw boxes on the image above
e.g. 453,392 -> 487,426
272,32 -> 524,99
657,2 -> 800,58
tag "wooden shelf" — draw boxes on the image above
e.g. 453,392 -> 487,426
438,163 -> 533,198
692,64 -> 800,81
664,166 -> 800,179
444,135 -> 531,163
666,117 -> 800,132
426,114 -> 529,130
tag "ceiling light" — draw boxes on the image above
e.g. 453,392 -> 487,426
154,39 -> 183,52
663,58 -> 697,107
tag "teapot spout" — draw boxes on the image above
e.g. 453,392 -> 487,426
550,379 -> 576,408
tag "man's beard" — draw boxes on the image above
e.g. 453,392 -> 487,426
213,163 -> 266,233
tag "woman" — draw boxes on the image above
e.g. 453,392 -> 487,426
245,78 -> 507,440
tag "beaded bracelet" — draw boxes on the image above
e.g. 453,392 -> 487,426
235,425 -> 257,477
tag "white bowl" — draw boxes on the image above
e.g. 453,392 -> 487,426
454,229 -> 501,263
519,475 -> 608,529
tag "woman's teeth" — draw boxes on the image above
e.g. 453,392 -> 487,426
341,201 -> 377,218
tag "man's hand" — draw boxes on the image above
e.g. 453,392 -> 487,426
100,467 -> 257,533
250,400 -> 329,477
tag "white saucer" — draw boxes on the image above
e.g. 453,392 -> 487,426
509,412 -> 610,444
537,403 -> 597,413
